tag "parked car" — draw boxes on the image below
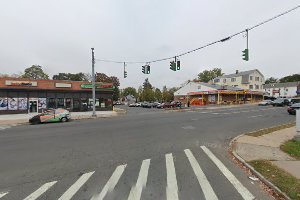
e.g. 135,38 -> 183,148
287,103 -> 300,115
128,103 -> 136,107
157,103 -> 165,109
152,102 -> 160,108
272,98 -> 290,107
258,100 -> 273,106
289,97 -> 300,106
135,102 -> 142,107
29,108 -> 70,125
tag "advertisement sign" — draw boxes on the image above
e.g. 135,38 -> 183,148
18,98 -> 27,110
8,98 -> 18,110
38,98 -> 47,109
5,80 -> 37,87
0,98 -> 8,110
80,83 -> 114,90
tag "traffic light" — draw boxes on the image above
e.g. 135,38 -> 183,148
170,61 -> 176,71
242,48 -> 249,61
142,66 -> 146,74
124,71 -> 127,78
177,60 -> 180,70
146,65 -> 150,74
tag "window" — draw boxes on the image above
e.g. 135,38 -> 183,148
250,76 -> 253,81
286,88 -> 288,91
231,78 -> 236,82
47,98 -> 56,108
249,85 -> 253,89
255,77 -> 259,81
223,79 -> 226,83
65,98 -> 71,109
214,79 -> 220,83
255,85 -> 259,89
57,98 -> 65,108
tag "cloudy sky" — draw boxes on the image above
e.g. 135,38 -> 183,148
0,0 -> 299,89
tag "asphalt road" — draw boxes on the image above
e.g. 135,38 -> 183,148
0,105 -> 295,200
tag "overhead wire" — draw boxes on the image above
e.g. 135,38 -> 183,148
95,5 -> 300,65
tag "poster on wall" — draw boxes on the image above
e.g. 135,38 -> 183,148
38,98 -> 47,109
18,98 -> 28,110
8,98 -> 18,110
0,98 -> 8,110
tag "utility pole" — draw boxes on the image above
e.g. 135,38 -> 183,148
91,48 -> 96,117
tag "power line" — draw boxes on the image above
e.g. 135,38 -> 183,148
95,5 -> 300,65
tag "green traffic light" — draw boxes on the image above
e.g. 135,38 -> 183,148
242,48 -> 249,61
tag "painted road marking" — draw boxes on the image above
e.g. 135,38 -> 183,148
58,171 -> 94,200
248,115 -> 263,118
201,146 -> 255,200
128,159 -> 150,200
211,113 -> 220,115
166,153 -> 179,200
91,164 -> 126,200
24,181 -> 57,200
0,192 -> 9,199
184,149 -> 218,200
0,125 -> 11,130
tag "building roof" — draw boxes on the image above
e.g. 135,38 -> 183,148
264,81 -> 300,89
215,69 -> 264,79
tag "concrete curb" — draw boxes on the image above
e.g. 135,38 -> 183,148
229,134 -> 291,200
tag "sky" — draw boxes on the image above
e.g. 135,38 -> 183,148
0,0 -> 299,89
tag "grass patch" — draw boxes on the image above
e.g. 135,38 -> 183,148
249,160 -> 300,200
281,140 -> 300,160
246,122 -> 296,137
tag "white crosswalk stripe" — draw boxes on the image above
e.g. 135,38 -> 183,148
201,146 -> 255,200
23,181 -> 57,200
128,159 -> 150,200
2,147 -> 257,200
184,149 -> 218,200
91,164 -> 126,200
0,192 -> 9,199
165,153 -> 179,200
58,171 -> 94,200
0,125 -> 11,130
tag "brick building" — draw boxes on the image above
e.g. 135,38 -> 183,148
0,77 -> 114,114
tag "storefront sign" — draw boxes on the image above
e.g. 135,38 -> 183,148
5,80 -> 37,87
273,89 -> 280,94
55,83 -> 72,88
80,83 -> 114,90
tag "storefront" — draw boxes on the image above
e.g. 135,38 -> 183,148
0,78 -> 114,114
187,90 -> 264,106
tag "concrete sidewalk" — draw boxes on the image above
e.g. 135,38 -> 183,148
0,109 -> 125,126
233,126 -> 300,179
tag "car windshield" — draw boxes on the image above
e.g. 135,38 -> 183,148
1,2 -> 300,200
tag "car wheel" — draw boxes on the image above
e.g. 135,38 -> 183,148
31,118 -> 40,125
61,117 -> 68,123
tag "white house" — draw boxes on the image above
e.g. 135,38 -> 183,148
212,69 -> 265,92
263,82 -> 300,98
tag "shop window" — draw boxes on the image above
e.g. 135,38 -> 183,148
255,85 -> 259,89
249,85 -> 253,89
81,98 -> 88,111
250,76 -> 253,81
231,78 -> 236,82
57,98 -> 65,108
65,98 -> 72,109
214,79 -> 220,83
48,98 -> 56,108
73,98 -> 80,111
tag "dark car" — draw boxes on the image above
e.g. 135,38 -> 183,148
287,103 -> 300,115
272,98 -> 290,107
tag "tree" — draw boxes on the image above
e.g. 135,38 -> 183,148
52,72 -> 89,81
95,73 -> 120,101
143,78 -> 152,90
154,88 -> 162,102
265,77 -> 278,84
279,74 -> 300,83
197,68 -> 223,83
122,87 -> 137,98
22,65 -> 49,80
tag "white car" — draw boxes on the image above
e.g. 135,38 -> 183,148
135,102 -> 142,107
258,100 -> 273,106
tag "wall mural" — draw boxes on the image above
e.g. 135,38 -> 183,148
0,98 -> 8,110
8,98 -> 18,110
18,98 -> 28,110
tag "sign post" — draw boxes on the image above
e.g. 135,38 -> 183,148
295,110 -> 300,141
91,48 -> 96,117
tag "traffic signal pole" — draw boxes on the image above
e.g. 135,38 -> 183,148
91,48 -> 96,117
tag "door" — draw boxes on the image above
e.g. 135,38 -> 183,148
29,101 -> 38,113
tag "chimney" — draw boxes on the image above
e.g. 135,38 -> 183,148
236,70 -> 239,74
